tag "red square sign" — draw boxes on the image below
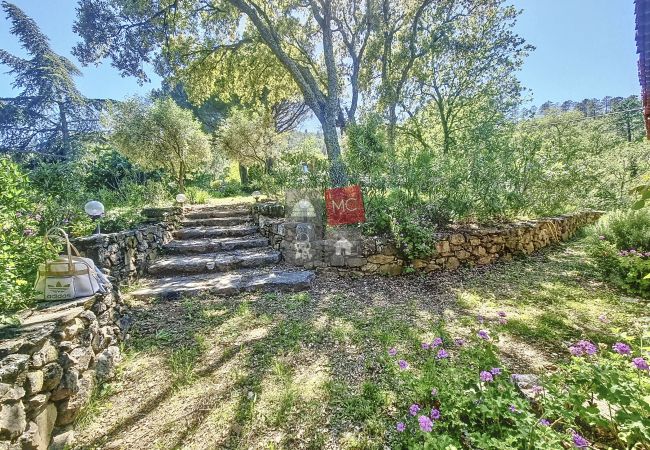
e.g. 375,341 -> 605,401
325,185 -> 366,225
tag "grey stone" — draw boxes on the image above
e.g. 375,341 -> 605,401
95,347 -> 120,382
147,248 -> 280,276
0,354 -> 29,383
19,403 -> 56,450
26,394 -> 49,413
50,370 -> 79,401
25,371 -> 44,395
0,383 -> 25,402
40,363 -> 63,392
67,347 -> 93,372
48,430 -> 74,450
0,401 -> 26,439
55,371 -> 94,426
173,224 -> 258,240
31,341 -> 58,369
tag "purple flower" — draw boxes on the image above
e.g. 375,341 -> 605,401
569,340 -> 598,357
22,228 -> 34,237
490,367 -> 501,376
398,359 -> 409,370
477,315 -> 485,324
418,415 -> 433,432
508,404 -> 518,413
454,338 -> 465,347
388,348 -> 397,357
431,388 -> 438,396
480,371 -> 494,382
598,314 -> 609,323
430,408 -> 441,420
598,235 -> 606,240
477,330 -> 490,341
409,403 -> 420,416
15,211 -> 22,218
612,342 -> 631,355
436,349 -> 449,359
498,318 -> 508,325
421,342 -> 431,350
511,373 -> 521,381
532,385 -> 544,395
632,357 -> 649,371
572,432 -> 589,448
33,214 -> 42,222
630,249 -> 637,254
431,337 -> 443,347
539,418 -> 550,426
396,422 -> 405,432
498,311 -> 507,318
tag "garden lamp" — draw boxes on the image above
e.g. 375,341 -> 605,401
84,200 -> 104,235
252,191 -> 261,202
176,193 -> 187,204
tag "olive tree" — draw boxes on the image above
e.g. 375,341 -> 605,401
106,97 -> 211,193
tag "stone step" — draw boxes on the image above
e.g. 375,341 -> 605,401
180,216 -> 253,228
129,269 -> 315,300
174,225 -> 259,240
163,236 -> 269,255
147,248 -> 281,276
183,208 -> 250,220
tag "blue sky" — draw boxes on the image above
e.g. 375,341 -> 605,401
0,0 -> 640,106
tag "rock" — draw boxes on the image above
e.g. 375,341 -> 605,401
61,319 -> 84,341
449,234 -> 465,245
455,250 -> 471,260
40,364 -> 63,392
361,263 -> 378,272
49,430 -> 74,450
55,371 -> 94,426
67,347 -> 94,372
377,263 -> 402,276
25,371 -> 44,395
19,403 -> 56,450
0,383 -> 25,402
31,341 -> 58,369
0,354 -> 29,383
50,370 -> 79,402
26,394 -> 49,413
366,254 -> 395,265
95,346 -> 121,382
0,401 -> 26,440
435,241 -> 450,254
444,257 -> 460,270
412,259 -> 428,270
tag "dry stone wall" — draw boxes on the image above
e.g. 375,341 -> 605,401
0,286 -> 128,449
252,204 -> 602,276
72,207 -> 180,285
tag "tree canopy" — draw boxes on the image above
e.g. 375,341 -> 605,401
73,0 -> 528,185
0,1 -> 102,158
106,97 -> 212,193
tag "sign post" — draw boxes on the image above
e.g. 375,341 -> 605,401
324,185 -> 366,226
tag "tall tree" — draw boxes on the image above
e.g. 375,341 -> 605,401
0,1 -> 101,158
107,97 -> 212,193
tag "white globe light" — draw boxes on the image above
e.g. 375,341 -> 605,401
84,200 -> 104,217
176,193 -> 187,203
251,190 -> 261,199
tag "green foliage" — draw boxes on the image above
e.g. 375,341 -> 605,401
184,187 -> 210,205
593,210 -> 650,251
631,183 -> 650,210
107,97 -> 212,193
587,212 -> 650,298
0,158 -> 57,317
0,1 -> 101,157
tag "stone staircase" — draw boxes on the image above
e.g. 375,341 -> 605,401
130,204 -> 314,299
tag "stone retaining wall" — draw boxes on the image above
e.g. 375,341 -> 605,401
252,205 -> 603,276
0,286 -> 128,449
72,207 -> 181,285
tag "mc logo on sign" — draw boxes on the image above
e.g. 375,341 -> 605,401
325,185 -> 366,225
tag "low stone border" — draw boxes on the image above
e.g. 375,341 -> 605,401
0,286 -> 129,449
72,207 -> 181,285
252,203 -> 603,276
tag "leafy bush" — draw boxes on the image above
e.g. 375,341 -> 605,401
185,187 -> 210,204
210,179 -> 245,198
0,158 -> 57,318
593,209 -> 650,251
588,211 -> 650,298
387,319 -> 649,449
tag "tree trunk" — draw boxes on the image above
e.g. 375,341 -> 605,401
265,157 -> 273,174
178,160 -> 186,193
58,101 -> 70,158
239,163 -> 249,186
321,111 -> 348,187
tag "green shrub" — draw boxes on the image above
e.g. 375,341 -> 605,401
185,187 -> 210,204
211,180 -> 244,198
0,158 -> 58,319
593,209 -> 650,251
